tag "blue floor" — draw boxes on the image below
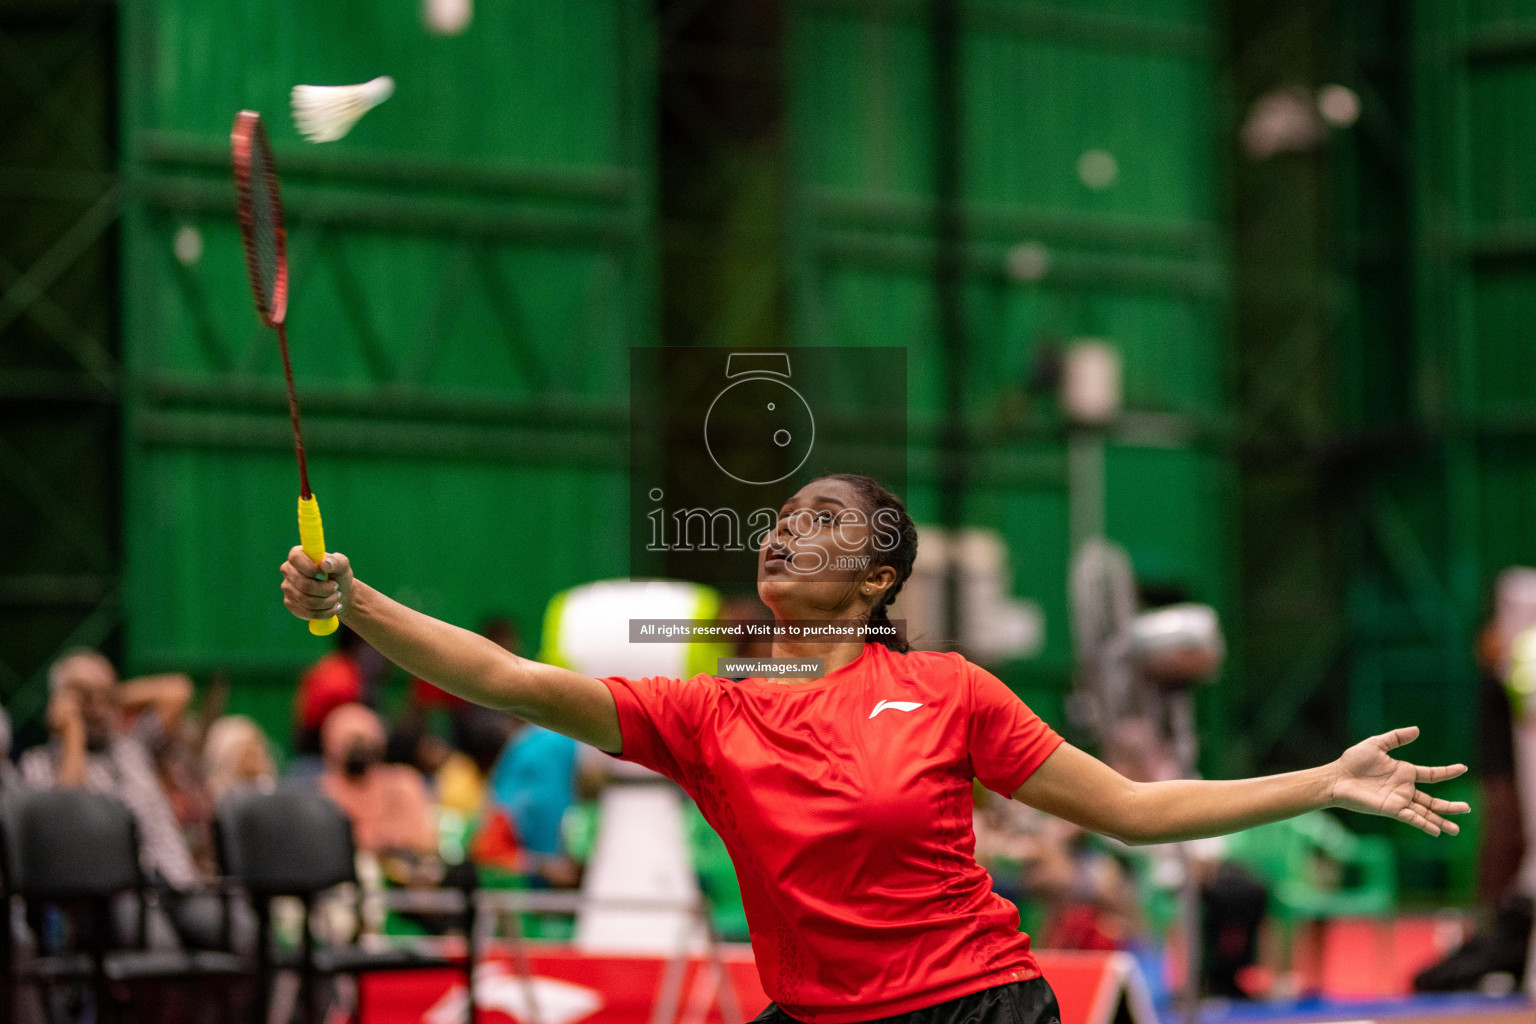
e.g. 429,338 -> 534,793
1183,991 -> 1534,1024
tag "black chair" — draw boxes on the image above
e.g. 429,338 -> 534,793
0,788 -> 247,1024
216,786 -> 477,1024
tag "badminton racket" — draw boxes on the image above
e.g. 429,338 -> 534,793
231,109 -> 338,636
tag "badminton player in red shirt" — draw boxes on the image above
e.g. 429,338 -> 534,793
279,473 -> 1470,1024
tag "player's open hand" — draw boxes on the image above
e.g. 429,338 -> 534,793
1328,726 -> 1470,836
279,547 -> 354,622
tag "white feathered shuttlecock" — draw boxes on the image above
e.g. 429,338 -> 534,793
290,76 -> 395,143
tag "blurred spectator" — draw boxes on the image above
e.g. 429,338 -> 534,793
1484,570 -> 1534,901
973,785 -> 1139,952
202,715 -> 276,801
0,704 -> 18,791
1502,571 -> 1536,992
486,716 -> 578,885
404,617 -> 519,817
411,616 -> 518,719
152,715 -> 218,878
319,703 -> 440,884
972,781 -> 1041,905
386,720 -> 454,778
293,625 -> 385,759
16,650 -> 253,955
437,707 -> 513,817
20,649 -> 199,888
1107,717 -> 1267,998
1477,625 -> 1527,901
385,717 -> 484,814
1417,568 -> 1534,992
402,617 -> 519,817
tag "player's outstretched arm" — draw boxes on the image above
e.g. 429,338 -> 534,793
279,547 -> 621,753
1012,727 -> 1469,845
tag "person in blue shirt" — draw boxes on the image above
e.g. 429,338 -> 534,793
487,717 -> 578,883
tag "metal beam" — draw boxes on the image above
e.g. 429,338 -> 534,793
133,410 -> 631,469
137,130 -> 638,205
0,369 -> 117,403
0,188 -> 121,342
802,0 -> 1213,57
811,189 -> 1220,254
141,374 -> 630,431
816,228 -> 1226,296
1463,221 -> 1536,263
137,175 -> 639,246
0,574 -> 113,606
1239,625 -> 1345,773
1464,21 -> 1536,65
0,437 -> 113,568
0,256 -> 119,387
0,590 -> 121,727
0,166 -> 114,201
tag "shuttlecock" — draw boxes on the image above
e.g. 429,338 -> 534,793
290,76 -> 394,143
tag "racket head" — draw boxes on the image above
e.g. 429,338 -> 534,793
231,110 -> 289,327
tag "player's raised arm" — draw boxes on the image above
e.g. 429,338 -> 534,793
279,547 -> 621,753
1013,727 -> 1469,845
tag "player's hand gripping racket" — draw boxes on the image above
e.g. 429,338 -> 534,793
232,110 -> 337,636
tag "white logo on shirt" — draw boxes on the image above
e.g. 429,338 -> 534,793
868,700 -> 923,719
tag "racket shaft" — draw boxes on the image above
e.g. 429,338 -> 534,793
298,494 -> 339,636
275,323 -> 312,498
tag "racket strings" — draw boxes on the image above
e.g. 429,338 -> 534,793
233,113 -> 286,326
233,111 -> 308,495
247,139 -> 281,317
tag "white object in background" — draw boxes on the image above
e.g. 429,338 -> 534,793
540,578 -> 722,682
1241,86 -> 1325,160
545,578 -> 720,952
890,526 -> 1044,662
542,578 -> 722,779
290,76 -> 395,143
1005,241 -> 1050,283
1077,149 -> 1119,191
424,0 -> 472,35
1132,603 -> 1225,685
1494,568 -> 1536,671
425,964 -> 603,1024
1061,340 -> 1122,426
1504,619 -> 1536,996
575,785 -> 702,955
1316,84 -> 1361,128
173,224 -> 202,266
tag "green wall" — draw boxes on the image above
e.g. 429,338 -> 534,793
118,0 -> 654,741
32,0 -> 1509,906
787,0 -> 1231,743
0,3 -> 121,745
112,0 -> 1234,753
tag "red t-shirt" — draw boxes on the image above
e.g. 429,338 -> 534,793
600,642 -> 1065,1022
411,676 -> 472,715
296,652 -> 363,732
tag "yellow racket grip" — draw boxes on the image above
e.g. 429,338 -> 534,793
298,494 -> 339,637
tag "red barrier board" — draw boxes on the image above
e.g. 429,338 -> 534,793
1032,950 -> 1158,1024
360,946 -> 1155,1024
362,948 -> 766,1024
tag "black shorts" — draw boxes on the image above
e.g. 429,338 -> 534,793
750,977 -> 1064,1024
